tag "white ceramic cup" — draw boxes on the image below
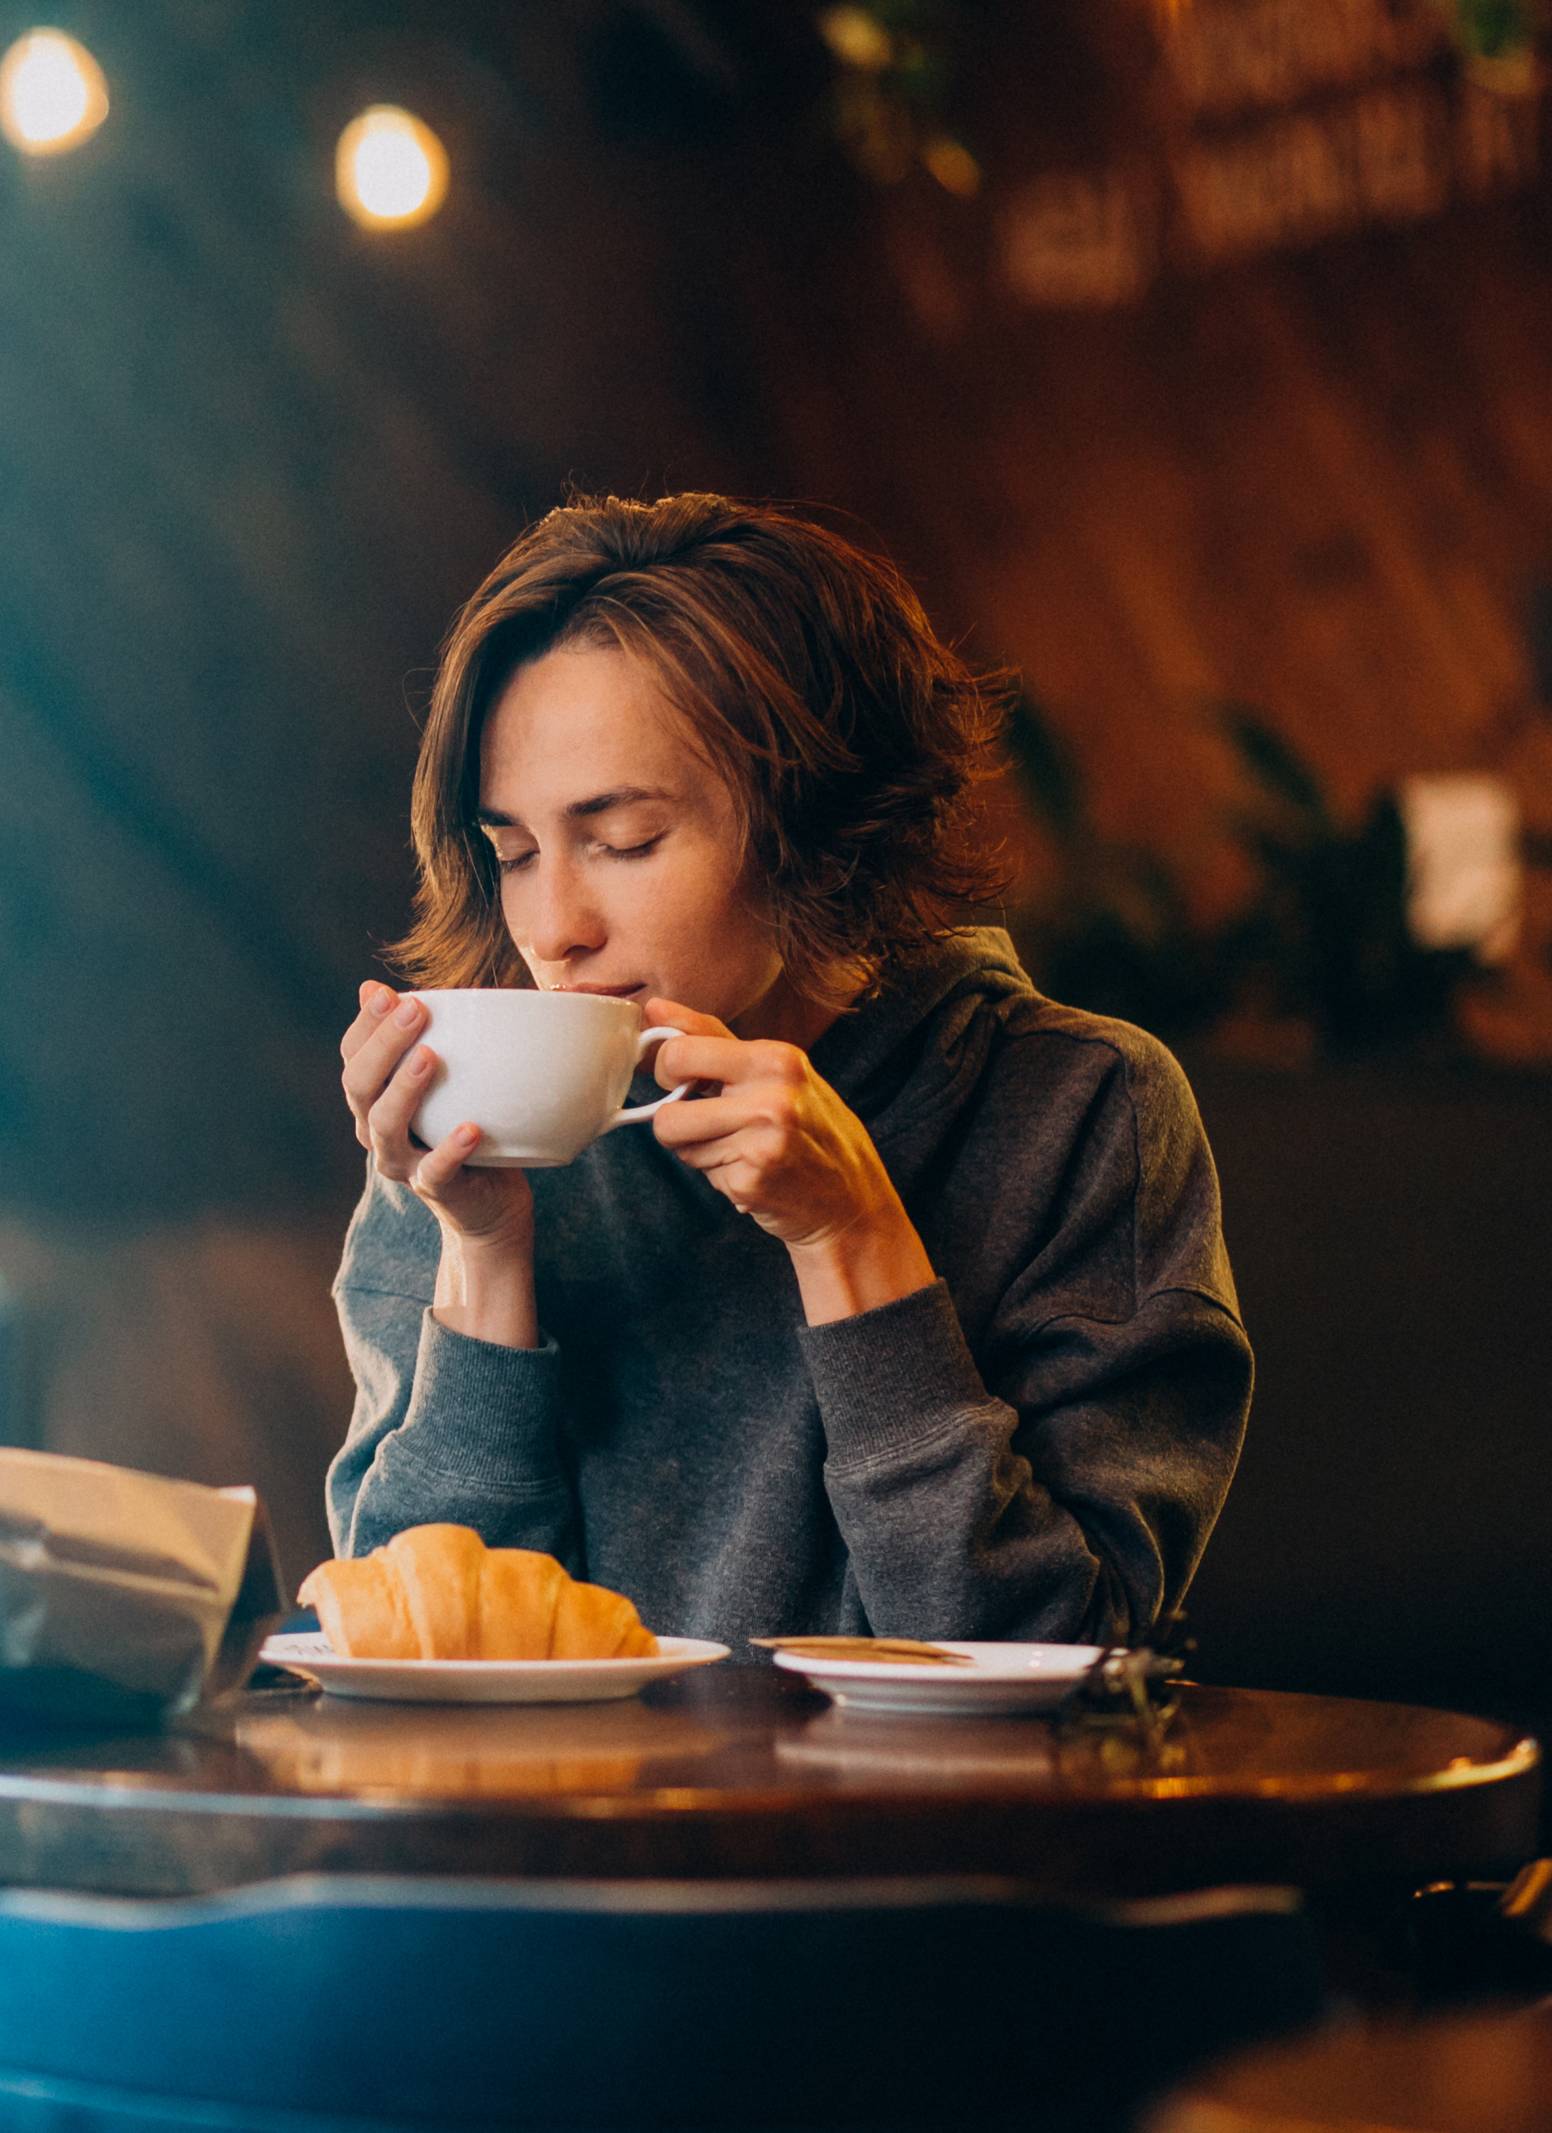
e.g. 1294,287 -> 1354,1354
408,990 -> 690,1168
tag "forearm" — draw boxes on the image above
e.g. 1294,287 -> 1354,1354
329,1171 -> 575,1563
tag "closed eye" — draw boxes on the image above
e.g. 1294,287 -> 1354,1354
599,835 -> 664,860
495,834 -> 664,874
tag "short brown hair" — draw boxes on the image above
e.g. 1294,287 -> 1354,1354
393,492 -> 1011,997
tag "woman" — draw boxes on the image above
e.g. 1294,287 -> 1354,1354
330,492 -> 1250,1646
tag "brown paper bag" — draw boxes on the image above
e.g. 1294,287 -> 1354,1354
0,1448 -> 284,1723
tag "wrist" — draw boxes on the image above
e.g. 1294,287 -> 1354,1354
434,1228 -> 539,1349
788,1206 -> 936,1327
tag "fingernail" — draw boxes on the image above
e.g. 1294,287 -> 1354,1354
393,998 -> 421,1027
368,987 -> 393,1017
410,1046 -> 433,1074
455,1124 -> 478,1145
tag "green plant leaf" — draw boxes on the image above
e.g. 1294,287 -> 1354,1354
1219,706 -> 1336,832
1007,691 -> 1086,840
1450,0 -> 1532,60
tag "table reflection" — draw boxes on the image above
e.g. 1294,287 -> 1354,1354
233,1693 -> 726,1799
778,1705 -> 1193,1788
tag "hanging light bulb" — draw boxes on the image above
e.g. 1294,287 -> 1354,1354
0,28 -> 109,156
336,105 -> 448,229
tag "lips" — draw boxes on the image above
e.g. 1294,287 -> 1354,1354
552,983 -> 642,998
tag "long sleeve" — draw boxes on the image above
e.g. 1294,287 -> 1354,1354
325,1169 -> 580,1565
805,1279 -> 1248,1643
805,1023 -> 1252,1645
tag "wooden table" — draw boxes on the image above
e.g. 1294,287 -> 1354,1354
0,1666 -> 1539,1899
1146,2000 -> 1552,2132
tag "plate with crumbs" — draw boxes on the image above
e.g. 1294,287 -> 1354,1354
770,1641 -> 1105,1717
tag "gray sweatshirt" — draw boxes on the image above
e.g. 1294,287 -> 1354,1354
327,928 -> 1251,1647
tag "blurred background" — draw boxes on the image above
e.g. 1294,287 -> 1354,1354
2,0 -> 1548,1740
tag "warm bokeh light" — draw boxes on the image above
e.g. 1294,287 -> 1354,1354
818,7 -> 894,72
0,29 -> 109,156
923,136 -> 982,198
335,105 -> 448,229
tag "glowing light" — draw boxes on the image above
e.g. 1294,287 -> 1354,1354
923,135 -> 982,198
0,29 -> 109,156
336,105 -> 448,229
818,8 -> 893,72
1399,774 -> 1521,963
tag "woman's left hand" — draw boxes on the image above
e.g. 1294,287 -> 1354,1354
644,997 -> 937,1319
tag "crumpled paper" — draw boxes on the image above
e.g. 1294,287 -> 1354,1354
0,1448 -> 284,1724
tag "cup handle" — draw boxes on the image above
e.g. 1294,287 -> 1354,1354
604,1025 -> 694,1131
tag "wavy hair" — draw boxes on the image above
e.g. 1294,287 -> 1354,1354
393,493 -> 1011,998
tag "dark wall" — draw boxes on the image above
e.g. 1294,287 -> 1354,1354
1184,1058 -> 1552,1737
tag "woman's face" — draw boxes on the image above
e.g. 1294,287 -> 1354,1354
477,642 -> 797,1033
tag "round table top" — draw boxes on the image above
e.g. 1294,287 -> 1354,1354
1147,2000 -> 1552,2133
0,1665 -> 1538,1897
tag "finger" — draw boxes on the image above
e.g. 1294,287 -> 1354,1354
703,1153 -> 765,1214
642,996 -> 732,1041
410,1123 -> 481,1196
342,994 -> 427,1116
653,1033 -> 788,1090
658,1122 -> 772,1179
653,1092 -> 772,1146
340,981 -> 398,1066
640,998 -> 729,1090
344,990 -> 399,1143
365,1043 -> 438,1176
664,1135 -> 748,1177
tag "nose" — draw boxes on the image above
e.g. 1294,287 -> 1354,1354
514,853 -> 608,969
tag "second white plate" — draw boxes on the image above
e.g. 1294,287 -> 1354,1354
771,1641 -> 1105,1716
259,1631 -> 730,1705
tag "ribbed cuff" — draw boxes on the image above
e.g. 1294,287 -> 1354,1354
798,1278 -> 990,1468
397,1308 -> 566,1491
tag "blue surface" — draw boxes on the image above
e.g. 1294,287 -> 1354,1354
0,1873 -> 1325,2130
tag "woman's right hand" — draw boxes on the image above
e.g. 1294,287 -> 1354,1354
340,982 -> 535,1255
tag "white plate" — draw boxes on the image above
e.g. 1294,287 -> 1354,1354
771,1641 -> 1105,1717
258,1631 -> 730,1705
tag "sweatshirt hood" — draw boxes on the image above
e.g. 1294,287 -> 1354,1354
808,926 -> 1035,1139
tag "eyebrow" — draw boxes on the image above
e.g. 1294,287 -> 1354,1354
476,786 -> 674,831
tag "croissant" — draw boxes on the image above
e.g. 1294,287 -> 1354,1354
297,1524 -> 659,1661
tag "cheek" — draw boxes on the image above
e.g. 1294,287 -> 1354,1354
673,856 -> 753,936
692,878 -> 782,989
